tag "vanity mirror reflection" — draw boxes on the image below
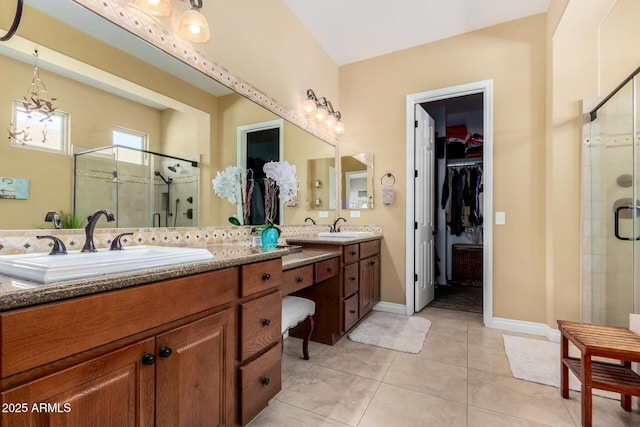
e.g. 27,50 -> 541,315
307,157 -> 336,210
0,4 -> 336,229
341,152 -> 374,209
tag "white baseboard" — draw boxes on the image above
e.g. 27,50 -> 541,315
486,317 -> 560,342
373,301 -> 407,315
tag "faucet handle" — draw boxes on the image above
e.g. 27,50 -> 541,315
37,235 -> 68,255
110,232 -> 134,251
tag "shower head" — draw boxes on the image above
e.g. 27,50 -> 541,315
168,164 -> 180,173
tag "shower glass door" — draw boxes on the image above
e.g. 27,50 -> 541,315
587,74 -> 638,326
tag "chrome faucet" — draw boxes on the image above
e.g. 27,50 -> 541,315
304,217 -> 316,225
330,217 -> 346,233
81,209 -> 115,252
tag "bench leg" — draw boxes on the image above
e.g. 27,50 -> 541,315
302,315 -> 314,360
581,356 -> 593,427
621,361 -> 632,411
560,334 -> 569,399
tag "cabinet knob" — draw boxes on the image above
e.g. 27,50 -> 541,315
158,346 -> 173,358
262,318 -> 271,327
349,309 -> 356,314
262,273 -> 271,281
141,353 -> 156,366
351,251 -> 357,256
369,261 -> 376,266
261,377 -> 270,386
350,277 -> 356,281
327,267 -> 333,273
296,276 -> 304,283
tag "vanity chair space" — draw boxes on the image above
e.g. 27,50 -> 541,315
284,236 -> 382,345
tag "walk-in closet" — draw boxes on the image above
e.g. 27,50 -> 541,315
423,93 -> 484,313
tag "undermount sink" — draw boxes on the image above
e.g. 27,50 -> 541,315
317,231 -> 376,239
0,245 -> 214,284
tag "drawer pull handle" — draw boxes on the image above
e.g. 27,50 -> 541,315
141,353 -> 156,366
369,261 -> 375,266
350,277 -> 356,281
349,310 -> 356,314
158,346 -> 172,358
296,277 -> 304,283
261,377 -> 270,386
262,273 -> 271,281
327,267 -> 333,273
351,251 -> 357,256
262,318 -> 271,327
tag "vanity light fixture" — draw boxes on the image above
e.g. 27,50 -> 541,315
179,0 -> 211,43
133,0 -> 172,16
302,89 -> 345,134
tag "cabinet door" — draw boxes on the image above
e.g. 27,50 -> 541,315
371,254 -> 381,304
155,309 -> 235,427
1,339 -> 155,427
359,256 -> 380,317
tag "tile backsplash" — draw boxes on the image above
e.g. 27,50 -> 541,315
0,225 -> 383,255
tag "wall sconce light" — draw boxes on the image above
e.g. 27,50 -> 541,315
303,89 -> 345,134
133,0 -> 211,43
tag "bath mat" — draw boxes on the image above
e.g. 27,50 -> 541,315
348,312 -> 431,353
503,335 -> 612,397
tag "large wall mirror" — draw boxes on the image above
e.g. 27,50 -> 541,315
0,2 -> 336,230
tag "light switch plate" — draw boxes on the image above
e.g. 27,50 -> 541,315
495,212 -> 506,225
350,210 -> 361,218
319,211 -> 329,218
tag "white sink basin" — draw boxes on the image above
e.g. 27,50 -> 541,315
0,245 -> 213,284
317,231 -> 376,239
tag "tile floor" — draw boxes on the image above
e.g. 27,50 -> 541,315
248,307 -> 640,427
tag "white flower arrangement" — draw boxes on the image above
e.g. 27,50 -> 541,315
212,165 -> 254,225
263,160 -> 298,203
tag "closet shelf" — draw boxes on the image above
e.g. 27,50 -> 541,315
446,158 -> 483,167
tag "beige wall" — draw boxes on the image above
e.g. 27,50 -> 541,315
340,15 -> 548,320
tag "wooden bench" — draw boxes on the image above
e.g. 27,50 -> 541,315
558,320 -> 640,427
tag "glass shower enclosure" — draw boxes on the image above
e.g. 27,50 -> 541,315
74,146 -> 199,228
585,66 -> 640,327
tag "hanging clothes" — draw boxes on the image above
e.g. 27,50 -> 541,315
441,164 -> 483,235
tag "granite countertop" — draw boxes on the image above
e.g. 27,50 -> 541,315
0,243 -> 300,312
282,248 -> 342,271
285,233 -> 383,246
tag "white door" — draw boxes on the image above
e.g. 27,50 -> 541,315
414,106 -> 435,311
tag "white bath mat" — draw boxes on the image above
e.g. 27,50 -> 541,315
503,335 -> 613,397
348,312 -> 431,353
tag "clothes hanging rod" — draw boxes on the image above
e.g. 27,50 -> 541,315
590,64 -> 640,121
447,160 -> 483,167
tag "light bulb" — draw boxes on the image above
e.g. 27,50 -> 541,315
134,0 -> 171,16
189,25 -> 201,35
315,106 -> 328,122
334,121 -> 345,134
302,99 -> 316,114
325,114 -> 337,128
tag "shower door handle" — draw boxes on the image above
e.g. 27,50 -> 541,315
614,205 -> 640,240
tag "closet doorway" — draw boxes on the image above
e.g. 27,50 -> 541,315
406,81 -> 493,325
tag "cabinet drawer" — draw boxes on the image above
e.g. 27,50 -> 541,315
360,240 -> 381,259
315,257 -> 339,283
343,244 -> 360,265
240,291 -> 282,361
281,265 -> 313,295
343,263 -> 359,297
239,341 -> 282,426
241,258 -> 282,297
343,294 -> 359,332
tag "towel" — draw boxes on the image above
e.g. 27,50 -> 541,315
381,184 -> 394,205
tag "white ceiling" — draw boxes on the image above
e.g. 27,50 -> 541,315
283,0 -> 551,66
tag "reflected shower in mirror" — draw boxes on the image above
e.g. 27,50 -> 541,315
341,153 -> 374,209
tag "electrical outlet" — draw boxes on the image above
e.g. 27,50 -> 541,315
319,211 -> 329,218
350,210 -> 361,218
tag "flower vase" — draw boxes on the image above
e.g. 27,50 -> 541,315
261,228 -> 279,252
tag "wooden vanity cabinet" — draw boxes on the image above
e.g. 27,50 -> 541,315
0,258 -> 286,427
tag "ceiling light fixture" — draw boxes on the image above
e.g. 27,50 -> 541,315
179,0 -> 211,43
133,0 -> 172,16
302,89 -> 345,134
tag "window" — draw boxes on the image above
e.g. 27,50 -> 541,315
10,100 -> 69,154
112,128 -> 148,164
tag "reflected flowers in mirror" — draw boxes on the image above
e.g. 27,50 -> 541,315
253,161 -> 298,235
212,166 -> 254,225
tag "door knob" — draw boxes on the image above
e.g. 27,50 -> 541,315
141,353 -> 156,366
158,346 -> 173,358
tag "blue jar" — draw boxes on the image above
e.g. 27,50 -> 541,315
261,228 -> 279,252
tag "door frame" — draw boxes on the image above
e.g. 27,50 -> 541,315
405,80 -> 494,326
